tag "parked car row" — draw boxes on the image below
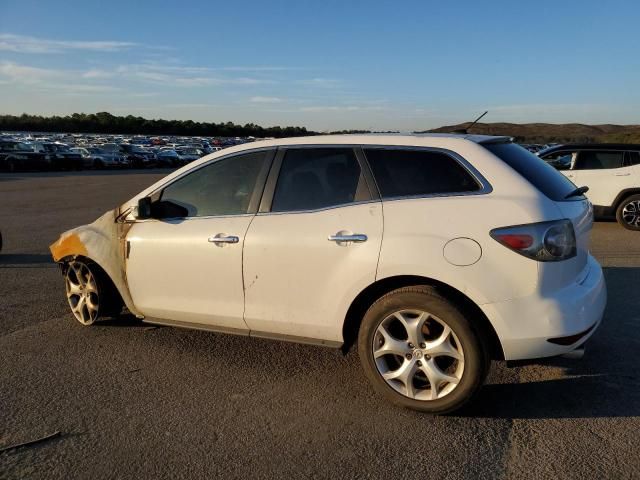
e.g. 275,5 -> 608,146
0,132 -> 257,172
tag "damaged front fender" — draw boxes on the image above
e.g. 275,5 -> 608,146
50,208 -> 141,317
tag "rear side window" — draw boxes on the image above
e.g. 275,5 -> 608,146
574,151 -> 624,170
271,148 -> 368,212
363,148 -> 480,199
626,151 -> 640,166
484,142 -> 581,201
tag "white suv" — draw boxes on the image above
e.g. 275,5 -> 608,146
51,134 -> 606,413
539,144 -> 640,230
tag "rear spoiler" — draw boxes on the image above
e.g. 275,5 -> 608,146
475,136 -> 514,145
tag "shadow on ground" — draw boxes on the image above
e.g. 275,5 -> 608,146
462,266 -> 640,419
0,253 -> 55,267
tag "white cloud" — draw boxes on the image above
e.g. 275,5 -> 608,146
299,78 -> 341,88
300,105 -> 360,112
82,69 -> 114,79
114,64 -> 270,87
0,33 -> 138,54
250,96 -> 283,103
0,61 -> 63,83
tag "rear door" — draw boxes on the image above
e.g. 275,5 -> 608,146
626,151 -> 640,185
572,150 -> 629,207
242,146 -> 383,344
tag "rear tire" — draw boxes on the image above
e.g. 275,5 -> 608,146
616,194 -> 640,231
358,286 -> 489,414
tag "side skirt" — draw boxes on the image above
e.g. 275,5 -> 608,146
142,317 -> 342,349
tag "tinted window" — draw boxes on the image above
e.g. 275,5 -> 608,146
157,151 -> 267,218
364,148 -> 480,198
271,148 -> 365,212
626,151 -> 640,166
574,151 -> 624,170
484,142 -> 581,201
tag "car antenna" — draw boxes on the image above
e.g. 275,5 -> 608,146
452,110 -> 488,134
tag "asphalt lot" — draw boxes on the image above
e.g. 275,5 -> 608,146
1,171 -> 639,479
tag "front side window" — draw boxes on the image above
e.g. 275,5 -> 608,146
271,148 -> 367,212
574,151 -> 624,170
156,151 -> 268,218
364,148 -> 480,199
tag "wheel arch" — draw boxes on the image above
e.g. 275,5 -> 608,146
613,188 -> 640,209
58,254 -> 124,307
342,275 -> 505,360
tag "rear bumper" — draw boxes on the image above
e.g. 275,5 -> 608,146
481,254 -> 607,361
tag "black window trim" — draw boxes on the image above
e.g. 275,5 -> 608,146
624,151 -> 640,167
360,145 -> 493,202
258,145 -> 377,215
134,147 -> 277,221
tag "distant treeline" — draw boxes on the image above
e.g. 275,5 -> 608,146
425,122 -> 640,144
0,112 -> 314,138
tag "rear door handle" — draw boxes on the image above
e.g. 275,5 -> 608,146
208,234 -> 239,244
614,172 -> 631,176
328,233 -> 367,243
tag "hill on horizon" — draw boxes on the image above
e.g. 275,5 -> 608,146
423,122 -> 640,144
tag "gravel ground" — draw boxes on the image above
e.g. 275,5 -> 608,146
1,171 -> 639,479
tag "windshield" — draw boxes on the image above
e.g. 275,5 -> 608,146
483,142 -> 584,201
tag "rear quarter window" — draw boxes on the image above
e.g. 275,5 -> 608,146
363,148 -> 481,199
484,143 -> 581,201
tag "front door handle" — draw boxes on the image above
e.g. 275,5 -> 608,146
208,234 -> 239,244
328,233 -> 368,243
614,172 -> 631,176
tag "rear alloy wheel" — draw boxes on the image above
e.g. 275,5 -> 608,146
616,194 -> 640,231
358,286 -> 488,414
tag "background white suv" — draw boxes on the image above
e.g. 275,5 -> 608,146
51,134 -> 607,413
539,144 -> 640,230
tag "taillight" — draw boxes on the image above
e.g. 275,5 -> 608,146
490,219 -> 576,262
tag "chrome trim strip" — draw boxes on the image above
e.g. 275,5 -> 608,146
146,146 -> 278,198
256,199 -> 380,216
134,143 -> 492,219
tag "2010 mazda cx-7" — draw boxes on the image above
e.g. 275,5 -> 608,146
50,134 -> 606,413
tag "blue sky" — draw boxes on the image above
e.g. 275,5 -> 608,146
0,0 -> 638,131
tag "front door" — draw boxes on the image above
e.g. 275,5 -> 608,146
126,149 -> 273,331
572,150 -> 629,206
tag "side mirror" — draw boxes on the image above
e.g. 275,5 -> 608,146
136,197 -> 152,219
